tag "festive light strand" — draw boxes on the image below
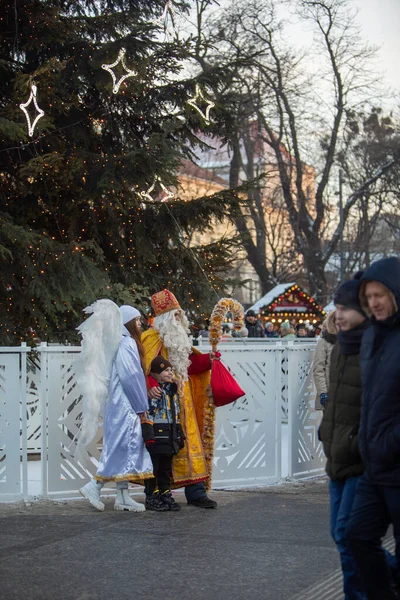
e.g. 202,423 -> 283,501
102,48 -> 137,94
141,176 -> 174,202
154,0 -> 178,40
158,0 -> 174,23
1,109 -> 109,154
164,203 -> 221,302
19,84 -> 45,137
187,84 -> 215,125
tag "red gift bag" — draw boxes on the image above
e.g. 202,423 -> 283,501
211,360 -> 245,407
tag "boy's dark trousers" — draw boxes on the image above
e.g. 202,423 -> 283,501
145,454 -> 173,495
346,473 -> 400,600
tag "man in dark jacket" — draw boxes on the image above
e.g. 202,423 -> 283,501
346,257 -> 400,600
319,275 -> 369,600
244,310 -> 265,338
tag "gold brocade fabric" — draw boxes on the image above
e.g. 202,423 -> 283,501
94,471 -> 154,484
142,329 -> 214,488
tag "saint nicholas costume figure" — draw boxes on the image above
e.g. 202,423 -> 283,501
142,289 -> 217,508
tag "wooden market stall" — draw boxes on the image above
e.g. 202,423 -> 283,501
248,283 -> 326,326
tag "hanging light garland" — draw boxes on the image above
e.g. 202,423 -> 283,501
141,176 -> 174,203
157,0 -> 174,23
187,84 -> 215,125
102,48 -> 137,94
19,83 -> 45,137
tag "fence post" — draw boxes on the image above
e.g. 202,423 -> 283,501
20,343 -> 29,500
275,348 -> 282,480
39,343 -> 48,497
285,346 -> 293,477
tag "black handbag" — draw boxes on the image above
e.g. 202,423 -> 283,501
153,423 -> 184,455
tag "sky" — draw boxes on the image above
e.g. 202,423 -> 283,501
205,0 -> 400,95
352,0 -> 400,91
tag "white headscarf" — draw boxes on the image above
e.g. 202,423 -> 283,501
120,305 -> 141,336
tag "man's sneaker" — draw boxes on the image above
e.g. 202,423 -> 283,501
187,496 -> 217,509
161,490 -> 181,511
145,494 -> 169,512
79,479 -> 105,512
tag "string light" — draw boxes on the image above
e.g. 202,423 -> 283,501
102,48 -> 137,94
141,176 -> 174,202
19,83 -> 45,137
187,84 -> 215,125
157,1 -> 174,23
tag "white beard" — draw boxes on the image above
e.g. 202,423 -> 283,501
154,310 -> 192,381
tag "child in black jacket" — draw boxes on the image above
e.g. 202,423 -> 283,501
141,356 -> 185,512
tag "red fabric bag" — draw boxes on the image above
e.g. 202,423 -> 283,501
211,359 -> 245,407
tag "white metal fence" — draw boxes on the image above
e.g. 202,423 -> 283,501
0,340 -> 324,501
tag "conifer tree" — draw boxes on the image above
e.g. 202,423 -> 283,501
0,0 -> 241,343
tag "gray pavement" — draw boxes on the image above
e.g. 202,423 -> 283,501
0,479 -> 341,600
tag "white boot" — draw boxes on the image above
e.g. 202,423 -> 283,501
114,486 -> 145,512
79,479 -> 105,511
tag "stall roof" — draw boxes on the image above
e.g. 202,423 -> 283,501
248,283 -> 295,313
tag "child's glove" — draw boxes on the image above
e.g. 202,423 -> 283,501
320,393 -> 328,408
141,422 -> 156,456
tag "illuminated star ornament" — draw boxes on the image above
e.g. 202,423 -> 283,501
158,1 -> 174,23
19,83 -> 45,137
102,48 -> 137,94
154,1 -> 178,41
141,176 -> 174,203
187,84 -> 215,125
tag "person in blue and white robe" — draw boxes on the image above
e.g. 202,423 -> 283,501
78,304 -> 153,512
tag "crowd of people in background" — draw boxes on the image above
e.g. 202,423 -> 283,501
196,310 -> 321,340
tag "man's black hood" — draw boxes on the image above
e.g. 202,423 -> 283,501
359,256 -> 400,319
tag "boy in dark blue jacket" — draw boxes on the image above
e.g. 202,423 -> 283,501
141,356 -> 185,512
346,256 -> 400,600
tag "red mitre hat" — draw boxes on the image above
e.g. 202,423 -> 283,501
151,289 -> 181,316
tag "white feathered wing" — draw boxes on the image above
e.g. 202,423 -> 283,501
74,299 -> 122,459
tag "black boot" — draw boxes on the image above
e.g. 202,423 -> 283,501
145,494 -> 169,512
187,496 -> 217,508
160,490 -> 181,511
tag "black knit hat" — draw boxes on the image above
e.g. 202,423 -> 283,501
334,272 -> 365,315
150,355 -> 172,374
246,310 -> 256,317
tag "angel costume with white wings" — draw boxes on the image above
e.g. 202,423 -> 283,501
76,301 -> 153,511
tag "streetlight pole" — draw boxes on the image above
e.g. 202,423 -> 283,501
339,168 -> 345,282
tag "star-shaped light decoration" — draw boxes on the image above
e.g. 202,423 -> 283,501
141,176 -> 174,203
19,84 -> 45,137
187,84 -> 215,125
102,48 -> 137,94
158,0 -> 174,23
154,1 -> 178,41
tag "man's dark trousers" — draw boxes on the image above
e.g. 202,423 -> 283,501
346,473 -> 400,600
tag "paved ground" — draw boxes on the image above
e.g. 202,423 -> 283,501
0,479 -> 341,600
